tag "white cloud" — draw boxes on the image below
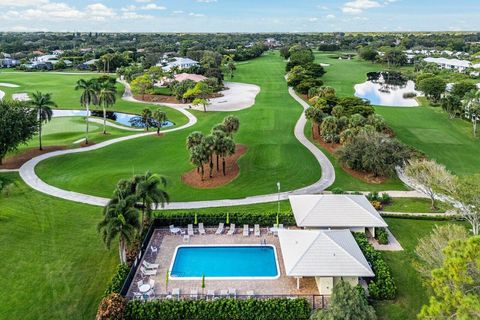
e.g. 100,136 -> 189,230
196,0 -> 217,2
85,3 -> 116,20
0,0 -> 48,7
134,0 -> 152,3
326,14 -> 336,19
121,5 -> 137,12
308,17 -> 318,22
189,12 -> 205,17
141,3 -> 166,10
121,12 -> 153,20
172,10 -> 184,14
342,0 -> 383,14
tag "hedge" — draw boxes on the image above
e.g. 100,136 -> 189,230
124,298 -> 311,320
153,211 -> 296,227
380,213 -> 459,221
375,228 -> 389,245
105,264 -> 130,297
354,233 -> 397,300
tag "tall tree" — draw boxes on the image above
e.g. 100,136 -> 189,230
202,135 -> 216,178
98,193 -> 140,264
404,159 -> 454,210
134,171 -> 169,233
414,224 -> 468,279
216,136 -> 236,176
463,89 -> 480,137
141,108 -> 152,132
189,143 -> 209,181
29,92 -> 56,150
222,115 -> 240,137
0,100 -> 37,164
183,82 -> 213,112
152,109 -> 167,135
97,78 -> 117,134
75,78 -> 98,144
186,131 -> 204,150
418,236 -> 480,320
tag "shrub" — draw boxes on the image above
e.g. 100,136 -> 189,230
375,228 -> 389,245
153,211 -> 295,227
353,233 -> 397,300
403,92 -> 417,99
96,293 -> 127,320
104,264 -> 130,296
124,298 -> 311,320
371,200 -> 383,210
367,192 -> 391,205
331,187 -> 345,194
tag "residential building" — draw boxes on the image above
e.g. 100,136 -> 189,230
423,57 -> 477,72
158,57 -> 199,72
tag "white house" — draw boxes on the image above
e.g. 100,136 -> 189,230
423,57 -> 476,72
289,194 -> 388,237
158,57 -> 199,72
278,229 -> 374,295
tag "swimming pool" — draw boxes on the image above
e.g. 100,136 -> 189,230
170,245 -> 280,280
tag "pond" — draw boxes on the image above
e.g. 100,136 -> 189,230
354,72 -> 420,107
52,110 -> 174,128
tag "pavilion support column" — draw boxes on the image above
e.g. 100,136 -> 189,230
295,277 -> 302,290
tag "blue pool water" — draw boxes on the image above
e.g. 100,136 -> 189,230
170,246 -> 279,278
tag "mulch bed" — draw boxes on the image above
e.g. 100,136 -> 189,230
79,141 -> 96,148
182,144 -> 247,189
135,94 -> 180,104
311,125 -> 388,184
0,146 -> 66,169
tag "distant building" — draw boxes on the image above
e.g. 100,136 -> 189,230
0,58 -> 19,68
423,57 -> 477,72
77,59 -> 99,70
157,73 -> 207,86
157,57 -> 199,72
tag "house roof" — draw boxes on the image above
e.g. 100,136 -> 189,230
424,57 -> 471,68
174,73 -> 207,82
289,195 -> 388,228
278,229 -> 374,277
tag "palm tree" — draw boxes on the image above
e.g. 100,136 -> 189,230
463,90 -> 480,137
186,131 -> 204,150
141,108 -> 152,131
75,79 -> 99,144
97,79 -> 117,134
98,194 -> 140,264
30,91 -> 56,150
222,115 -> 240,137
135,171 -> 169,233
190,144 -> 209,180
152,109 -> 167,135
203,135 -> 216,178
212,129 -> 226,171
216,136 -> 236,176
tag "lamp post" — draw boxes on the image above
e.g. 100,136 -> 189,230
276,182 -> 281,227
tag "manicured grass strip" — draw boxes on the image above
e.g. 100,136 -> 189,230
0,173 -> 116,320
383,197 -> 448,213
36,52 -> 321,201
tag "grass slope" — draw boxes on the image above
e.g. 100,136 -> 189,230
36,52 -> 321,201
0,173 -> 116,320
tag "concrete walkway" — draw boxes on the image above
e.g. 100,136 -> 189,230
371,229 -> 404,251
0,169 -> 19,173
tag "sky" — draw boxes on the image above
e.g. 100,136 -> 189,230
0,0 -> 478,33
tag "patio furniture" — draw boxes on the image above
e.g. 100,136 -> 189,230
169,225 -> 181,235
149,279 -> 155,289
150,245 -> 158,254
143,260 -> 159,270
243,224 -> 249,237
183,235 -> 190,243
246,290 -> 255,298
188,224 -> 194,236
172,288 -> 180,299
228,288 -> 237,298
198,222 -> 206,235
139,283 -> 151,293
227,224 -> 236,236
190,289 -> 198,300
140,266 -> 157,277
207,289 -> 216,300
215,223 -> 224,235
254,224 -> 261,237
220,289 -> 228,297
133,292 -> 143,300
279,224 -> 284,229
136,280 -> 144,288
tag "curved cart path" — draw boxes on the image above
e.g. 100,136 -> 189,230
17,80 -> 421,209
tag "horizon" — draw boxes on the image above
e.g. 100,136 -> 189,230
0,0 -> 479,33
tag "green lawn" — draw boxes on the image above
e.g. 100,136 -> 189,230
0,71 -> 189,124
383,198 -> 448,213
375,218 -> 465,320
0,173 -> 117,319
36,52 -> 321,201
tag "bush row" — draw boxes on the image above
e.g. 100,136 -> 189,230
380,213 -> 458,221
375,227 -> 389,245
354,233 -> 397,300
153,211 -> 296,227
124,298 -> 311,320
104,264 -> 130,297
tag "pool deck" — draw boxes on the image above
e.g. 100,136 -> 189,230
127,227 -> 321,299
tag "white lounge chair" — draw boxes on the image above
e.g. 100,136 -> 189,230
143,260 -> 159,270
188,224 -> 194,236
220,289 -> 228,298
136,280 -> 144,288
133,292 -> 143,300
228,288 -> 237,298
140,266 -> 157,277
246,290 -> 255,298
149,279 -> 155,288
190,289 -> 198,300
279,224 -> 284,229
227,224 -> 236,236
172,288 -> 180,299
207,289 -> 215,300
198,222 -> 206,235
254,224 -> 261,237
150,245 -> 158,254
243,224 -> 249,237
183,235 -> 190,243
215,223 -> 224,235
169,225 -> 181,235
